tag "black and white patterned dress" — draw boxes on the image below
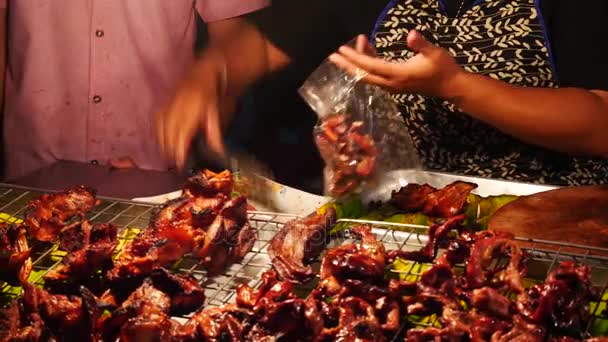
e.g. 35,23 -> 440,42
372,0 -> 608,185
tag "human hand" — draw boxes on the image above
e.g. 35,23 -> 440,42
156,52 -> 230,170
329,31 -> 465,99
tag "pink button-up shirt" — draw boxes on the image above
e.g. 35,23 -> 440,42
1,0 -> 269,180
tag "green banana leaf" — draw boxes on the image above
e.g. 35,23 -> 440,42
323,193 -> 518,235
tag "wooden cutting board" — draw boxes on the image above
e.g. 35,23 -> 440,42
488,185 -> 608,251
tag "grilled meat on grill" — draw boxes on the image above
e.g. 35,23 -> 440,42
516,261 -> 598,338
268,207 -> 337,284
109,170 -> 253,281
391,181 -> 478,218
0,223 -> 32,285
101,280 -> 173,342
17,283 -> 101,341
25,186 -> 98,242
386,214 -> 466,264
183,169 -> 233,198
45,221 -> 118,286
197,196 -> 255,276
107,224 -> 195,282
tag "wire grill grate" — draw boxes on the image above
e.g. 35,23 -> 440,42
0,184 -> 606,337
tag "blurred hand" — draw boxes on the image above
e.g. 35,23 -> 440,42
329,31 -> 464,99
156,53 -> 230,170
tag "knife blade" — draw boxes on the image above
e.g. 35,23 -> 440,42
188,134 -> 280,212
213,150 -> 280,213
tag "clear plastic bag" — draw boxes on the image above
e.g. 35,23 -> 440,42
299,39 -> 421,198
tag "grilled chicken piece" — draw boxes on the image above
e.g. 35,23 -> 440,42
151,195 -> 227,238
101,280 -> 173,342
320,225 -> 385,283
268,208 -> 337,284
386,214 -> 466,264
183,169 -> 233,198
0,223 -> 32,285
20,283 -> 101,341
25,186 -> 98,242
45,221 -> 118,284
466,231 -> 525,293
107,225 -> 195,282
198,196 -> 255,276
391,181 -> 478,218
516,261 -> 597,338
173,304 -> 253,342
148,268 -> 205,315
0,300 -> 45,342
390,183 -> 436,212
110,170 -> 253,281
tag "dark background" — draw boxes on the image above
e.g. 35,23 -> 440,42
192,9 -> 325,195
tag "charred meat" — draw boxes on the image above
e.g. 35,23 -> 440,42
101,279 -> 173,342
45,221 -> 118,284
110,170 -> 253,281
25,186 -> 98,242
387,214 -> 466,264
183,169 -> 233,198
107,227 -> 190,282
0,300 -> 45,342
315,113 -> 378,197
9,283 -> 102,342
319,225 -> 385,284
516,261 -> 598,338
268,207 -> 337,284
197,196 -> 255,276
148,268 -> 205,315
391,181 -> 478,218
0,223 -> 32,285
108,224 -> 195,281
465,231 -> 525,293
151,195 -> 227,238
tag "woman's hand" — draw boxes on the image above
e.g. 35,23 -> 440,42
329,30 -> 465,99
156,52 -> 230,170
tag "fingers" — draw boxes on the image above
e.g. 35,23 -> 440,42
328,52 -> 394,88
203,95 -> 225,157
173,104 -> 199,171
333,45 -> 398,78
156,86 -> 202,171
354,34 -> 371,54
354,34 -> 377,56
406,30 -> 434,55
156,108 -> 167,154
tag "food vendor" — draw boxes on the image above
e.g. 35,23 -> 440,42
158,0 -> 608,186
0,0 -> 268,180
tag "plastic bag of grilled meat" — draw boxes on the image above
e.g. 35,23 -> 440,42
299,39 -> 421,198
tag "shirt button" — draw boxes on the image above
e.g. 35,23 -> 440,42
90,160 -> 99,165
95,30 -> 104,37
93,95 -> 102,103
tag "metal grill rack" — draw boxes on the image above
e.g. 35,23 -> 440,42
334,218 -> 608,336
0,184 -> 607,338
0,185 -> 299,315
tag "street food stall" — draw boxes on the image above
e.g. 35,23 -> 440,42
1,162 -> 606,341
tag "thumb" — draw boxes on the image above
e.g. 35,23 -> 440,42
407,30 -> 435,55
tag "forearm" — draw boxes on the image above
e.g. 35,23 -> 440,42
449,72 -> 608,155
195,19 -> 290,104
